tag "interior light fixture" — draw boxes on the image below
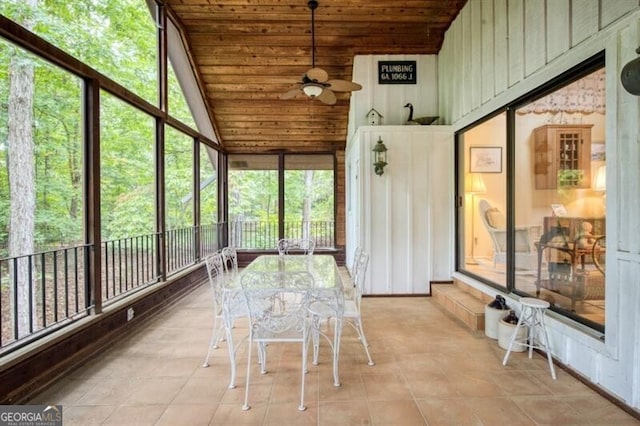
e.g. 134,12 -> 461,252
465,173 -> 486,265
593,164 -> 606,214
372,136 -> 388,176
593,165 -> 606,191
302,83 -> 324,97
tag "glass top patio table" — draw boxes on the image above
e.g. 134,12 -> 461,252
238,254 -> 345,388
239,254 -> 343,289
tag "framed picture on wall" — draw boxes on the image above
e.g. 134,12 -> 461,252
470,147 -> 502,173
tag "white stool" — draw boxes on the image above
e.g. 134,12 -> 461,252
502,297 -> 556,380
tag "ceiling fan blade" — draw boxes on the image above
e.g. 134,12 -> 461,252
281,87 -> 302,99
326,79 -> 363,92
306,67 -> 329,82
316,88 -> 336,105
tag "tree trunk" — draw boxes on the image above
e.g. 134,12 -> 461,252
8,0 -> 38,338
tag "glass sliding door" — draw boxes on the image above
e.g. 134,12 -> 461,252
514,67 -> 606,329
458,113 -> 508,288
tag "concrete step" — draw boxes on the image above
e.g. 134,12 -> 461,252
432,282 -> 487,331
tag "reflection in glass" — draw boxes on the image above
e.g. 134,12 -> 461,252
515,68 -> 605,329
459,113 -> 507,288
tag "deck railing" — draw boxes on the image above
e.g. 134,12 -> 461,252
1,245 -> 91,351
102,233 -> 160,304
229,220 -> 334,249
0,220 -> 330,354
0,223 -> 224,354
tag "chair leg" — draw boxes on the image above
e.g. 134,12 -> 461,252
259,342 -> 267,374
332,318 -> 342,387
346,317 -> 375,366
242,335 -> 253,411
299,337 -> 308,411
311,316 -> 321,366
202,316 -> 223,367
224,323 -> 237,389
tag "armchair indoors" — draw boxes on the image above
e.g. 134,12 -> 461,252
478,199 -> 542,271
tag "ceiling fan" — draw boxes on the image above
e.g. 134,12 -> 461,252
281,0 -> 362,105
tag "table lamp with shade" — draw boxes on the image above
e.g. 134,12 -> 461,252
466,173 -> 486,265
593,165 -> 606,214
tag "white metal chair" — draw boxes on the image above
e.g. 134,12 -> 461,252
308,282 -> 345,387
240,270 -> 314,411
348,246 -> 362,277
221,246 -> 239,277
342,250 -> 375,366
201,251 -> 247,389
277,238 -> 315,255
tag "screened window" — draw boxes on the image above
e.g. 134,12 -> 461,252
100,91 -> 156,300
200,143 -> 219,256
284,155 -> 334,247
228,155 -> 279,249
0,0 -> 159,104
168,61 -> 197,129
0,38 -> 86,342
165,127 -> 195,273
228,154 -> 336,250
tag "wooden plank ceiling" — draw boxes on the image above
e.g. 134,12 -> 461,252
165,0 -> 466,154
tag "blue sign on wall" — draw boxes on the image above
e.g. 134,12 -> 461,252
378,61 -> 417,84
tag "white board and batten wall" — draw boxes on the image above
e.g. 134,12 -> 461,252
438,0 -> 640,411
346,126 -> 454,295
347,54 -> 454,295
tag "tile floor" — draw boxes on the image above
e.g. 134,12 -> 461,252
28,278 -> 639,425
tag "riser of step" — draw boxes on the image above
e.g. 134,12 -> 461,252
432,281 -> 489,331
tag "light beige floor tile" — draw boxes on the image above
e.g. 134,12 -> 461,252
269,370 -> 318,405
23,285 -> 640,426
62,405 -> 116,426
318,400 -> 370,425
155,403 -> 217,426
490,370 -> 554,397
464,396 -> 536,425
416,398 -> 483,426
101,404 -> 167,425
171,376 -> 228,405
559,395 -> 640,425
211,402 -> 267,425
404,370 -> 459,398
73,377 -> 135,406
368,400 -> 426,425
262,401 -> 318,425
318,372 -> 366,402
222,382 -> 272,406
511,395 -> 588,424
361,373 -> 413,401
122,377 -> 187,405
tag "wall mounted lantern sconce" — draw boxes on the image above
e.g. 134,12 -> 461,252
621,46 -> 640,95
372,136 -> 388,176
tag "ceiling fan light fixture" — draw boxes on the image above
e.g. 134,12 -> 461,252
280,0 -> 360,104
302,83 -> 324,97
